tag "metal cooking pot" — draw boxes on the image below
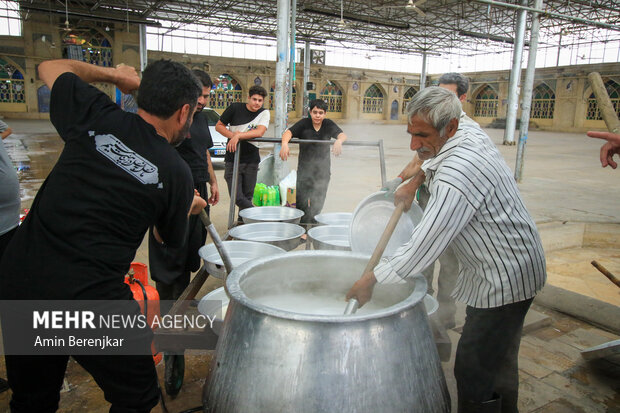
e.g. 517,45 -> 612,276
203,251 -> 450,413
228,222 -> 305,251
239,206 -> 304,224
198,241 -> 286,279
314,212 -> 352,226
307,225 -> 351,251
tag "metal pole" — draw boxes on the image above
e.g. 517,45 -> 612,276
288,0 -> 296,107
302,41 -> 311,117
556,30 -> 562,67
471,0 -> 620,32
227,147 -> 241,229
420,52 -> 427,90
502,0 -> 527,145
139,24 -> 148,72
273,0 -> 290,185
378,139 -> 386,187
515,0 -> 543,182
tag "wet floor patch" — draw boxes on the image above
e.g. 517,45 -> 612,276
4,133 -> 64,208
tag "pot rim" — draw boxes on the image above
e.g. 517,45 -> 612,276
226,250 -> 427,323
228,222 -> 306,242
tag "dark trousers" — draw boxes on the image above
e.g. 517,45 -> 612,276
149,183 -> 208,315
149,183 -> 209,315
4,354 -> 159,413
296,172 -> 330,226
224,162 -> 258,211
455,298 -> 533,413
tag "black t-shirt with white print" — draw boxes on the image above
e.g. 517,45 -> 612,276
220,102 -> 270,164
0,73 -> 193,300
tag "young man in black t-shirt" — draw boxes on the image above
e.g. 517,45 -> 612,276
216,85 -> 270,215
149,69 -> 219,306
148,69 -> 219,396
0,59 -> 206,412
280,99 -> 347,227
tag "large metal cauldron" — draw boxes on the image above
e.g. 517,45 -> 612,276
203,251 -> 450,413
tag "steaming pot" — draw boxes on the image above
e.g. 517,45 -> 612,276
203,251 -> 450,413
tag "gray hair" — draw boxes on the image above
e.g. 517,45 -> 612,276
406,86 -> 462,136
438,72 -> 470,98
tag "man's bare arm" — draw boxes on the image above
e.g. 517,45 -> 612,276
398,154 -> 423,181
382,154 -> 423,194
206,150 -> 219,206
279,129 -> 293,160
1,127 -> 12,140
38,60 -> 139,93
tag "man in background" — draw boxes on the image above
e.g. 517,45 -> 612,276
149,69 -> 219,310
279,99 -> 347,230
216,86 -> 269,220
148,69 -> 220,396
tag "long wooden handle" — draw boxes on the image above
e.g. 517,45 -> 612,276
587,72 -> 620,134
363,202 -> 406,274
591,260 -> 620,289
344,202 -> 406,316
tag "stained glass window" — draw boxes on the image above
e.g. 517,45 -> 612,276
586,79 -> 620,121
530,83 -> 555,119
474,85 -> 498,117
363,84 -> 384,114
62,29 -> 113,67
319,81 -> 343,113
0,58 -> 25,103
402,87 -> 417,114
209,74 -> 243,110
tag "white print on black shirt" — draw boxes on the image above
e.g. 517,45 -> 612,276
93,131 -> 160,185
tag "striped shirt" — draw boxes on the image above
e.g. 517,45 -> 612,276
374,120 -> 546,308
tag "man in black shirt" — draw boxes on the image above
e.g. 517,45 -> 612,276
280,99 -> 347,227
0,59 -> 206,412
148,69 -> 219,396
216,86 -> 270,215
149,69 -> 219,306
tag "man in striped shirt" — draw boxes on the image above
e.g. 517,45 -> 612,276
347,87 -> 546,413
382,72 -> 474,330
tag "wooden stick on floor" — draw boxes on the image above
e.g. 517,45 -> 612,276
591,260 -> 620,289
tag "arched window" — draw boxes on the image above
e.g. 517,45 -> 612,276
586,79 -> 620,120
363,84 -> 384,114
530,83 -> 555,120
209,74 -> 243,110
320,81 -> 343,112
269,85 -> 296,111
0,58 -> 25,103
62,29 -> 113,67
474,85 -> 498,117
402,87 -> 417,114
